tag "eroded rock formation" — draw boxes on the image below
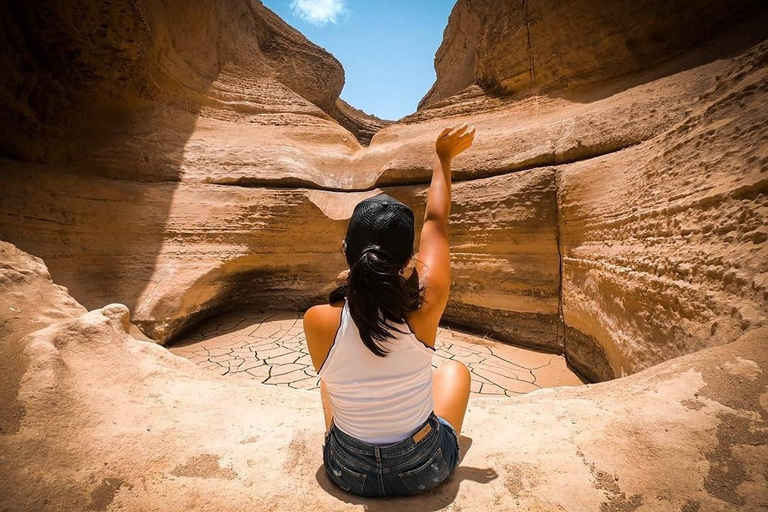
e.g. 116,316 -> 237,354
558,43 -> 768,379
1,0 -> 767,384
409,0 -> 768,381
2,0 -> 768,508
0,245 -> 765,510
420,0 -> 764,107
0,242 -> 86,435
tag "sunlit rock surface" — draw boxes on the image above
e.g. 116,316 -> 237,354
558,40 -> 768,380
0,242 -> 87,436
1,3 -> 767,369
1,0 -> 768,508
0,244 -> 765,511
420,0 -> 762,107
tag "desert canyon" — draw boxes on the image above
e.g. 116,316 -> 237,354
1,0 -> 767,510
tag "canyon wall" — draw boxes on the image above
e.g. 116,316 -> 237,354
1,0 -> 767,382
0,0 -> 561,351
421,0 -> 762,107
0,0 -> 379,338
417,0 -> 768,380
558,42 -> 768,379
0,0 -> 370,179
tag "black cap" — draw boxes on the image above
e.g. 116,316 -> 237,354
344,194 -> 414,266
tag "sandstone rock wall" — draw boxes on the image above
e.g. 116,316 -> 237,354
0,0 -> 389,341
441,169 -> 560,351
0,0 -> 376,181
413,0 -> 768,380
1,159 -> 560,349
0,0 -> 562,349
421,0 -> 762,107
558,40 -> 768,380
1,0 -> 766,383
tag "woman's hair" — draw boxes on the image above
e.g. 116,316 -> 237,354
329,247 -> 425,357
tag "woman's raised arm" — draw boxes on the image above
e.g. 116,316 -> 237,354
415,124 -> 475,327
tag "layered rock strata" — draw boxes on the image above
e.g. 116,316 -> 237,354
1,163 -> 560,348
558,40 -> 768,380
421,0 -> 763,107
1,0 -> 767,384
0,0 -> 372,182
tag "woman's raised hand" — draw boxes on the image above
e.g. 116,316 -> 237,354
435,124 -> 475,162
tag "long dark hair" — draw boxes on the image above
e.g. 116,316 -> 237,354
329,247 -> 425,357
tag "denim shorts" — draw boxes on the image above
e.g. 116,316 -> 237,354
322,412 -> 461,497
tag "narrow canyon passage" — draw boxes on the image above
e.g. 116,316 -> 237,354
1,0 -> 767,509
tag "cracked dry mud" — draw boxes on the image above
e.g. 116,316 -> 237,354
170,311 -> 585,396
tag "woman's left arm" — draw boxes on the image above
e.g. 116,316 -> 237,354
303,305 -> 336,372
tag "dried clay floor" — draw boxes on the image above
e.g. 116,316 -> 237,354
170,310 -> 586,396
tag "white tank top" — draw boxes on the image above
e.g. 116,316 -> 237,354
318,300 -> 435,444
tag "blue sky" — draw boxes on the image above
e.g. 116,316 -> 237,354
261,0 -> 456,121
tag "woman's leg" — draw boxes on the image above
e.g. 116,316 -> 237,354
320,380 -> 333,432
432,361 -> 471,434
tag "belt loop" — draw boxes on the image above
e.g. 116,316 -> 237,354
374,446 -> 381,462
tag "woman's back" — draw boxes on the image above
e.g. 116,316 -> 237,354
319,300 -> 434,444
304,125 -> 475,497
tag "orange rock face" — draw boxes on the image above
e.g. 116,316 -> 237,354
1,243 -> 766,511
1,1 -> 768,509
421,0 -> 763,107
1,0 -> 767,386
558,39 -> 768,379
0,242 -> 86,436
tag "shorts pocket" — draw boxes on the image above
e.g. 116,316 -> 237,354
325,448 -> 367,496
398,447 -> 450,495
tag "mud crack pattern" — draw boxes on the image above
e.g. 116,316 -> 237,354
170,310 -> 585,395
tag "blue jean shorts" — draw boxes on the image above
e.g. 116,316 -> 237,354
322,412 -> 461,497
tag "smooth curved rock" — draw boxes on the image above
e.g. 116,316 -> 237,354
0,0 -> 375,180
0,245 -> 765,510
0,241 -> 86,436
0,0 -> 766,385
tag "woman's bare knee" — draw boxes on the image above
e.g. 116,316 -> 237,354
433,361 -> 471,434
435,360 -> 470,384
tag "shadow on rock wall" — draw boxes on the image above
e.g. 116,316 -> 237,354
0,0 -> 358,317
0,0 -> 219,313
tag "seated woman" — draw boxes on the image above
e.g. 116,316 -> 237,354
303,125 -> 475,497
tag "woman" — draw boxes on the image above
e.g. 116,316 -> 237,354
303,124 -> 475,497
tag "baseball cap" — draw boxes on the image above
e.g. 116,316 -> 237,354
344,194 -> 415,266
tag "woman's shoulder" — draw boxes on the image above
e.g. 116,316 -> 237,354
303,301 -> 345,371
304,301 -> 344,331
